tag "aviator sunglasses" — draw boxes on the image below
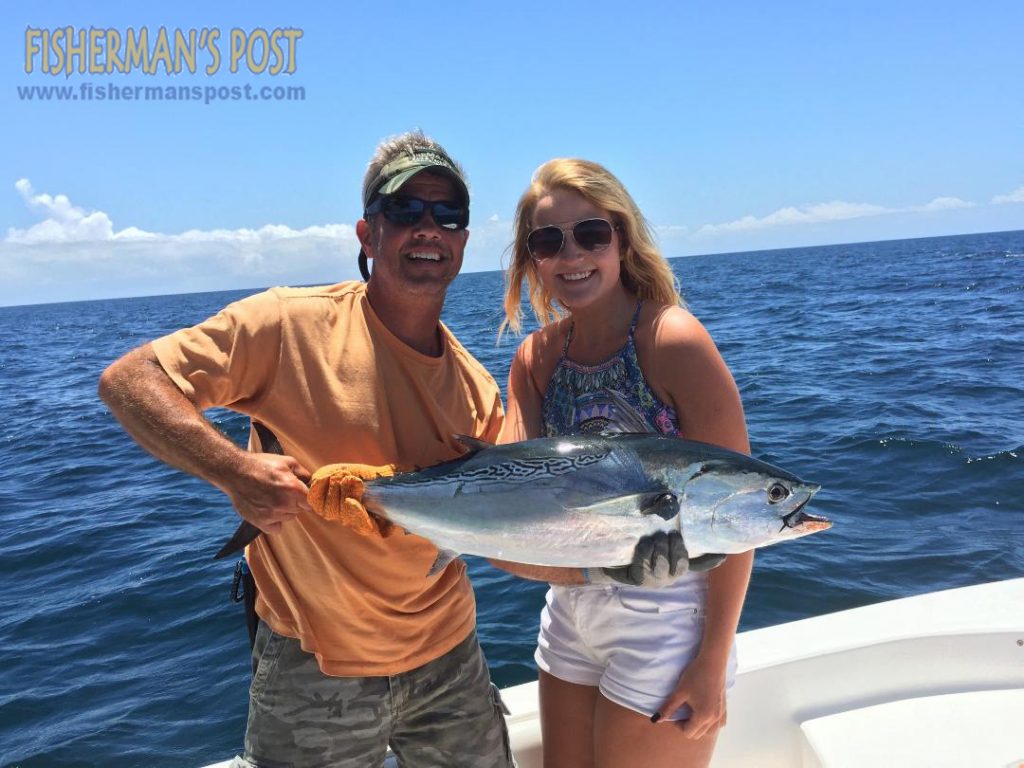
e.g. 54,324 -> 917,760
364,195 -> 469,231
526,218 -> 619,261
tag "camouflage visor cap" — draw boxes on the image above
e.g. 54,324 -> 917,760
362,149 -> 470,210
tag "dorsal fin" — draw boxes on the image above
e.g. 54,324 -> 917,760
213,420 -> 283,559
596,388 -> 656,435
454,434 -> 493,455
252,420 -> 284,454
214,521 -> 262,560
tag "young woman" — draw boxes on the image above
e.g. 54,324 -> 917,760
497,159 -> 753,767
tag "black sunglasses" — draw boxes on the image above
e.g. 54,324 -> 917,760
526,218 -> 619,261
364,195 -> 469,231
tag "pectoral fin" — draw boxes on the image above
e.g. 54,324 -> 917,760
641,492 -> 679,521
568,491 -> 679,521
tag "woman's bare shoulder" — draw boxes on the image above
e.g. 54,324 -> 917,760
642,304 -> 748,450
514,319 -> 570,376
647,304 -> 713,347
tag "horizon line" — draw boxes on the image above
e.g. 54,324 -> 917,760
3,226 -> 1021,310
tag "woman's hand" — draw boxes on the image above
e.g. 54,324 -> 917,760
652,653 -> 727,740
586,530 -> 689,586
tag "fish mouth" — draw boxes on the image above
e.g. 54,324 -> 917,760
781,498 -> 831,532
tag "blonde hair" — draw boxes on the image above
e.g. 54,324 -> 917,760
501,158 -> 682,335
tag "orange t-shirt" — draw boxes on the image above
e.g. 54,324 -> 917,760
151,282 -> 504,675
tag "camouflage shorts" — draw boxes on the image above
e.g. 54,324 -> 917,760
229,622 -> 515,768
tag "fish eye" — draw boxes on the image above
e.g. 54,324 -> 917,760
767,483 -> 790,504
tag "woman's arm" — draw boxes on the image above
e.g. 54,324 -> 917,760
498,336 -> 544,444
644,306 -> 753,738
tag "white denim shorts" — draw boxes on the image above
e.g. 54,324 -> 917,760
534,572 -> 737,721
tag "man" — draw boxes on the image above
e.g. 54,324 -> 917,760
99,131 -> 514,767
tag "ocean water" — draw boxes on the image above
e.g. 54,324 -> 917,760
1,230 -> 1021,767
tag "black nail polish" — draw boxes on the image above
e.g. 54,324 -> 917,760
650,712 -> 661,723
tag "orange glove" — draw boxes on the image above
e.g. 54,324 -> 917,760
307,462 -> 396,537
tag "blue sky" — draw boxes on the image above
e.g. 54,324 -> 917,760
2,1 -> 1022,306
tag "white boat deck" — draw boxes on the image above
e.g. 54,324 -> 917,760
800,688 -> 1024,767
712,577 -> 1023,767
204,577 -> 1024,767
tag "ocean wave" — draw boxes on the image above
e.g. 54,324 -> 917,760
2,231 -> 1023,766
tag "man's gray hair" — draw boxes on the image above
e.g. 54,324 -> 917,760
362,130 -> 467,206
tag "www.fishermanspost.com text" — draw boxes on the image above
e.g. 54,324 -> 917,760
17,82 -> 306,106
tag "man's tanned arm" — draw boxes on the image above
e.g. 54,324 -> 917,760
98,343 -> 311,534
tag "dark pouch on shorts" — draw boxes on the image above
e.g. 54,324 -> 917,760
231,558 -> 259,651
227,418 -> 275,652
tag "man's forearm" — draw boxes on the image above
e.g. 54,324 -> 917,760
98,343 -> 247,494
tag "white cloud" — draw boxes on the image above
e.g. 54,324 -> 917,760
9,178 -> 115,243
695,195 -> 977,237
697,201 -> 888,235
2,180 -> 363,305
6,180 -> 360,253
913,197 -> 975,212
992,186 -> 1024,204
0,180 -> 522,305
4,177 -> 1015,306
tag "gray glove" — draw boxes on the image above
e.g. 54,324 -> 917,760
587,530 -> 688,587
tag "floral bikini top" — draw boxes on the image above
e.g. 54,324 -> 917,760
542,302 -> 680,437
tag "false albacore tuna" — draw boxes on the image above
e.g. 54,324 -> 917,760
216,432 -> 828,571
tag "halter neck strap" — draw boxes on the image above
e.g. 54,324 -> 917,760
560,300 -> 644,358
